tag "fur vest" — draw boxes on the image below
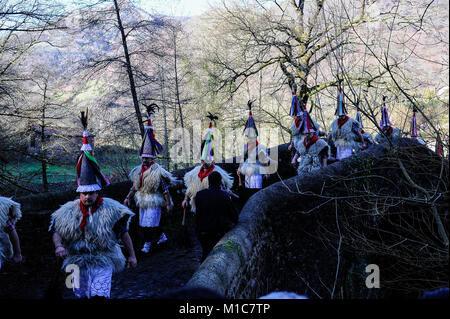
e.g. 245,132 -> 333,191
354,132 -> 375,153
183,164 -> 233,212
239,144 -> 269,177
129,163 -> 176,209
291,118 -> 320,151
0,197 -> 21,262
374,127 -> 401,144
297,138 -> 329,176
49,198 -> 134,272
331,117 -> 361,150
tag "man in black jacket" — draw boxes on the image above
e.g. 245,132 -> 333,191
195,171 -> 238,262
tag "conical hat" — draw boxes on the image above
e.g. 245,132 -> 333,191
140,104 -> 163,158
335,87 -> 348,116
76,109 -> 109,192
380,97 -> 391,128
300,110 -> 318,134
201,113 -> 218,162
243,100 -> 258,138
289,83 -> 304,117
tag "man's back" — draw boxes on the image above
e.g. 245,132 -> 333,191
195,187 -> 238,234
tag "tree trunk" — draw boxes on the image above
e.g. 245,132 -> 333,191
40,83 -> 48,192
172,30 -> 188,166
159,68 -> 169,170
113,0 -> 144,137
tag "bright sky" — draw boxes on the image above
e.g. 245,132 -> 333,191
61,0 -> 213,16
138,0 -> 214,16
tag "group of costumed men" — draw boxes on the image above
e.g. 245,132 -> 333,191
0,83 -> 441,299
286,83 -> 421,176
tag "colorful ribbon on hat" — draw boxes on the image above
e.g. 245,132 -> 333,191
75,151 -> 110,188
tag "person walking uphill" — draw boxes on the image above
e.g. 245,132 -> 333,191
195,171 -> 238,262
124,103 -> 176,254
49,109 -> 137,299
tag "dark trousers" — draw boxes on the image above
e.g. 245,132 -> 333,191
197,232 -> 224,262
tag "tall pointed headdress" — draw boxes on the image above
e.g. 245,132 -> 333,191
335,85 -> 348,116
300,110 -> 318,134
289,83 -> 304,117
380,96 -> 391,128
410,108 -> 418,138
201,112 -> 218,162
140,103 -> 163,158
243,100 -> 258,138
75,109 -> 110,193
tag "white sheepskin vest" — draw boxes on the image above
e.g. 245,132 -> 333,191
297,139 -> 329,176
239,144 -> 269,177
354,131 -> 375,153
183,164 -> 234,212
331,117 -> 361,150
129,163 -> 176,209
0,197 -> 22,262
49,198 -> 134,272
291,118 -> 320,151
374,127 -> 401,144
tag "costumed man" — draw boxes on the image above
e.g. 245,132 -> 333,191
237,100 -> 272,190
374,97 -> 401,144
49,109 -> 137,299
287,83 -> 322,165
182,113 -> 234,213
294,110 -> 329,175
353,105 -> 375,152
0,197 -> 23,271
329,86 -> 366,160
124,104 -> 176,254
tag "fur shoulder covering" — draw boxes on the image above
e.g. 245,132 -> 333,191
240,145 -> 268,177
49,198 -> 134,272
297,138 -> 329,157
297,139 -> 329,176
331,118 -> 360,150
375,128 -> 401,144
183,164 -> 233,212
0,196 -> 22,229
293,135 -> 305,152
354,132 -> 375,152
130,163 -> 176,193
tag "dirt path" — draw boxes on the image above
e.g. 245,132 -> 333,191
0,222 -> 203,299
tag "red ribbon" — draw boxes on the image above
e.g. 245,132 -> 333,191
198,163 -> 215,182
83,136 -> 89,144
337,116 -> 349,129
383,126 -> 393,136
139,162 -> 154,188
79,197 -> 103,231
294,116 -> 302,128
303,135 -> 319,152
